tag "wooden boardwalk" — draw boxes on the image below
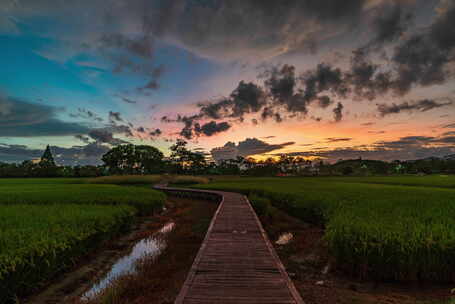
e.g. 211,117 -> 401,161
155,186 -> 304,304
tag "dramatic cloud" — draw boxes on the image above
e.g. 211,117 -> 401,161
2,0 -> 424,70
368,3 -> 413,48
181,119 -> 231,139
377,98 -> 453,116
88,129 -> 129,145
391,2 -> 455,94
333,102 -> 344,122
0,96 -> 90,137
194,121 -> 231,137
211,138 -> 294,162
199,81 -> 267,120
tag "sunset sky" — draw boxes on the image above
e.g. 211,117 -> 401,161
1,0 -> 454,165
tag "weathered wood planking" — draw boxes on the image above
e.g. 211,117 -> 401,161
155,185 -> 304,304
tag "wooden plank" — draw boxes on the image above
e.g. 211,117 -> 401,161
154,185 -> 304,304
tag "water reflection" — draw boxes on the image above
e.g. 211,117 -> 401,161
82,222 -> 175,300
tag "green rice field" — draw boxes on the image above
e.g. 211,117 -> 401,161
196,175 -> 455,282
0,178 -> 165,303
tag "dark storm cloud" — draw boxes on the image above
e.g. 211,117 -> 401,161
179,63 -> 347,127
199,81 -> 267,119
160,0 -> 371,59
333,102 -> 344,122
194,121 -> 231,137
391,2 -> 455,94
261,63 -> 343,115
377,98 -> 453,116
345,50 -> 393,101
168,81 -> 268,139
176,116 -> 231,139
263,64 -> 298,107
5,0 -> 415,61
0,96 -> 90,137
369,3 -> 413,47
88,129 -> 129,145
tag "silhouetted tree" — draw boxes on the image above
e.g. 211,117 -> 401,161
169,139 -> 207,174
102,144 -> 164,174
40,145 -> 55,166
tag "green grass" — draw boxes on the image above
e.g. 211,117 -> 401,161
0,183 -> 165,215
0,177 -> 167,302
85,175 -> 162,185
318,175 -> 455,188
0,204 -> 135,303
0,177 -> 85,185
195,176 -> 455,282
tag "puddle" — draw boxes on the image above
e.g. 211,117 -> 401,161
81,222 -> 175,300
276,232 -> 293,245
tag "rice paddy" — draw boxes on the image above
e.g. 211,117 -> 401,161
0,178 -> 165,303
196,175 -> 455,282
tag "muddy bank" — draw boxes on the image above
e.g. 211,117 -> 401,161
261,206 -> 454,304
25,196 -> 218,304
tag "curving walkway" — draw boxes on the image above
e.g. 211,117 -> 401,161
154,185 -> 304,304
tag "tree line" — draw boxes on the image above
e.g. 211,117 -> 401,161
1,142 -> 454,178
